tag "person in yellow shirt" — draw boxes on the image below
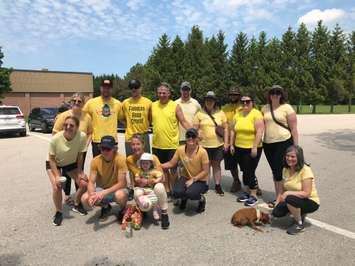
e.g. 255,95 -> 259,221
230,95 -> 264,207
175,81 -> 201,144
272,145 -> 320,235
83,79 -> 123,157
81,136 -> 128,221
194,91 -> 229,196
122,79 -> 152,155
52,93 -> 93,201
161,128 -> 209,213
46,116 -> 88,226
151,82 -> 191,194
222,86 -> 242,193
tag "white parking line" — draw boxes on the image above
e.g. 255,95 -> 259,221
29,132 -> 355,240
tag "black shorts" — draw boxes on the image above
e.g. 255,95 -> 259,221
45,161 -> 78,173
224,149 -> 238,170
152,148 -> 176,164
205,146 -> 224,162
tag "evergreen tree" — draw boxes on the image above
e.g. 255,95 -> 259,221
345,31 -> 355,112
0,47 -> 11,97
228,32 -> 249,88
171,35 -> 186,95
265,38 -> 282,89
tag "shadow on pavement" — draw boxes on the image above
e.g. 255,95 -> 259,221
84,256 -> 136,266
313,129 -> 355,153
0,253 -> 23,266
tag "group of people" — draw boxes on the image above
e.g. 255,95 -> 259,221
46,79 -> 320,235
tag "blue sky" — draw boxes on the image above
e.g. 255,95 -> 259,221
1,0 -> 354,76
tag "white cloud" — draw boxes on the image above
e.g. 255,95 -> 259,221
298,8 -> 347,27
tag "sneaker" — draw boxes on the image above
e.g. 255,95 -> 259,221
53,211 -> 63,226
237,193 -> 250,202
72,203 -> 88,216
244,195 -> 258,206
99,203 -> 112,220
152,207 -> 160,221
128,188 -> 134,201
215,184 -> 224,196
179,198 -> 187,210
196,195 -> 206,213
287,223 -> 304,235
117,208 -> 125,223
173,198 -> 181,206
161,213 -> 170,229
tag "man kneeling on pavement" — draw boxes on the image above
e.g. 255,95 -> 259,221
81,136 -> 128,220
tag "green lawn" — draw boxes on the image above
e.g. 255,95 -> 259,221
293,105 -> 355,114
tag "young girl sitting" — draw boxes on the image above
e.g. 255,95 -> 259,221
134,153 -> 169,226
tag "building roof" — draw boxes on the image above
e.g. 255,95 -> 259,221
10,69 -> 93,93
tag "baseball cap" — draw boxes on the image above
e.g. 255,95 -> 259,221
204,91 -> 217,100
229,87 -> 241,95
128,79 -> 141,89
100,135 -> 116,149
101,79 -> 113,88
180,81 -> 191,90
185,128 -> 198,139
139,153 -> 154,161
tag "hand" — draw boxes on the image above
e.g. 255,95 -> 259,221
223,143 -> 229,152
148,179 -> 155,187
55,176 -> 61,188
185,178 -> 194,188
139,178 -> 148,187
251,147 -> 257,158
280,192 -> 289,202
88,193 -> 98,207
230,146 -> 235,155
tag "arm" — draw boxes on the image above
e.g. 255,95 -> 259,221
176,105 -> 192,130
192,160 -> 209,181
161,152 -> 179,170
76,152 -> 85,177
287,113 -> 298,145
283,179 -> 312,199
229,125 -> 236,155
102,171 -> 127,196
251,118 -> 264,157
223,121 -> 229,152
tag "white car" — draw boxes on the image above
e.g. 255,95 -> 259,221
0,105 -> 27,136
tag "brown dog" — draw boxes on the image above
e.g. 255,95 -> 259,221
231,207 -> 270,232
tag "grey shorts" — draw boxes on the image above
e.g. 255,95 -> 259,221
125,132 -> 151,156
205,146 -> 224,162
96,187 -> 128,204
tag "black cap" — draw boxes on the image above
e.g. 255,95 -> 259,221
185,128 -> 198,139
128,79 -> 141,89
101,79 -> 113,88
100,136 -> 116,149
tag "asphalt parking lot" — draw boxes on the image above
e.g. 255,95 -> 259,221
1,114 -> 355,266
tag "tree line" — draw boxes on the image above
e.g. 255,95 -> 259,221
94,21 -> 355,113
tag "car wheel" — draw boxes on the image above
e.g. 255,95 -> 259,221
41,122 -> 48,132
19,130 -> 27,137
29,122 -> 35,131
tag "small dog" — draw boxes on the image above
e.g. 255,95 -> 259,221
231,207 -> 270,232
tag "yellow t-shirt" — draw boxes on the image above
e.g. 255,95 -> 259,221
233,108 -> 263,149
172,145 -> 209,181
49,131 -> 87,167
222,103 -> 242,125
82,96 -> 122,143
193,109 -> 227,148
122,96 -> 152,141
151,100 -> 179,149
52,110 -> 93,136
175,98 -> 201,141
283,165 -> 320,204
126,154 -> 161,178
90,152 -> 128,189
262,103 -> 295,143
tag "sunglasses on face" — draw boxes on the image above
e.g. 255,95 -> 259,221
241,100 -> 252,105
186,133 -> 197,139
64,123 -> 75,128
71,99 -> 83,104
270,90 -> 282,95
101,147 -> 113,152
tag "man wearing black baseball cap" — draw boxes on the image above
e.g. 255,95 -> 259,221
81,135 -> 129,220
83,79 -> 123,157
122,79 -> 152,155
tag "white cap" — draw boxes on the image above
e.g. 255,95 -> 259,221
140,153 -> 153,161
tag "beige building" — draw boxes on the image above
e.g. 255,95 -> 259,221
2,69 -> 93,116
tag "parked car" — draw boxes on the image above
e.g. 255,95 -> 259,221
28,107 -> 58,132
0,105 -> 26,136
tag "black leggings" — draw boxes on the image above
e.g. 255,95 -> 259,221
236,147 -> 262,190
173,178 -> 208,201
272,195 -> 319,217
263,138 -> 293,181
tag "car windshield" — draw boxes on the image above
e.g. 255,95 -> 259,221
0,107 -> 21,115
41,108 -> 58,115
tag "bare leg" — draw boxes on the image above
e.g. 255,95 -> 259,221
211,160 -> 222,185
47,169 -> 63,212
287,204 -> 302,223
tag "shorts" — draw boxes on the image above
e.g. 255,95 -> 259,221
152,148 -> 176,164
224,149 -> 239,170
96,187 -> 129,204
125,132 -> 151,156
45,161 -> 78,172
205,146 -> 224,162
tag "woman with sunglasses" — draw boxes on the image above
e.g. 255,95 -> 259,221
52,93 -> 92,203
230,95 -> 264,206
262,85 -> 298,205
46,116 -> 88,226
